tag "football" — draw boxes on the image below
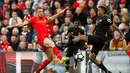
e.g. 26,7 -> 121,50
74,52 -> 84,62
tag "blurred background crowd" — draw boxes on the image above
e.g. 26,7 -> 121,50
0,0 -> 130,52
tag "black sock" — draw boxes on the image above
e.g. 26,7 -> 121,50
65,60 -> 70,71
97,63 -> 108,72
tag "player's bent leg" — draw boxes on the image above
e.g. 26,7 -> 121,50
32,52 -> 44,73
35,48 -> 53,73
44,38 -> 69,63
89,53 -> 112,73
31,62 -> 40,73
89,53 -> 100,65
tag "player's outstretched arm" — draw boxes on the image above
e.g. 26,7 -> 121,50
47,7 -> 67,24
6,21 -> 29,29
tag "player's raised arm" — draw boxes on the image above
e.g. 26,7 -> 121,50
6,21 -> 29,29
46,7 -> 67,24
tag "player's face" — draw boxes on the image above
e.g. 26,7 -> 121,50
38,9 -> 43,17
97,8 -> 104,17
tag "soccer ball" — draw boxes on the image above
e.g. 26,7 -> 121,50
74,52 -> 84,62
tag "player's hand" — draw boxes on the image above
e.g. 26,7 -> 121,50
6,26 -> 13,29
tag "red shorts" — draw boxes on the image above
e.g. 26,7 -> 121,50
37,37 -> 47,52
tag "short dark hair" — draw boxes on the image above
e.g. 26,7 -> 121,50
36,7 -> 43,11
98,6 -> 107,13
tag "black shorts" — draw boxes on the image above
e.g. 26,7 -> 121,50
88,35 -> 105,55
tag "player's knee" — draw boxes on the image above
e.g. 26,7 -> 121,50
44,38 -> 55,48
89,53 -> 96,61
47,56 -> 53,61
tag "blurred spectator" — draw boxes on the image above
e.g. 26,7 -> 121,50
10,2 -> 23,19
61,26 -> 69,43
85,17 -> 94,33
120,8 -> 128,17
87,24 -> 95,35
73,7 -> 87,26
73,0 -> 88,9
12,27 -> 19,36
19,35 -> 26,42
25,0 -> 33,15
86,0 -> 97,16
4,10 -> 10,20
122,20 -> 130,43
110,8 -> 119,19
0,35 -> 9,51
32,36 -> 40,51
119,0 -> 126,9
17,0 -> 24,10
109,30 -> 126,51
27,43 -> 34,51
51,25 -> 59,41
21,25 -> 32,43
110,0 -> 118,11
65,9 -> 73,18
59,17 -> 73,33
23,8 -> 31,22
89,8 -> 97,24
7,46 -> 14,52
42,2 -> 52,14
9,11 -> 22,26
10,35 -> 18,51
4,0 -> 9,4
55,34 -> 64,50
2,19 -> 9,27
1,27 -> 8,35
113,15 -> 121,26
53,0 -> 63,14
119,16 -> 128,30
55,8 -> 65,28
0,0 -> 3,8
32,0 -> 46,10
0,3 -> 9,20
18,41 -> 27,51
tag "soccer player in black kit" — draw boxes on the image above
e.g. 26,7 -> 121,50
73,6 -> 124,73
65,21 -> 85,72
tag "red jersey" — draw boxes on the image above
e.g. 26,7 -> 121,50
28,16 -> 49,40
47,21 -> 54,36
23,15 -> 32,22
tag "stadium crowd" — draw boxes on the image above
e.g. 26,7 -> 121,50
0,0 -> 130,52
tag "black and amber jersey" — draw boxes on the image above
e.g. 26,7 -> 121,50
94,15 -> 113,40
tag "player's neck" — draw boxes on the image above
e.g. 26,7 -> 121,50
99,14 -> 105,19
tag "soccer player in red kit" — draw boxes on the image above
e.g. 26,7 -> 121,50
7,7 -> 69,73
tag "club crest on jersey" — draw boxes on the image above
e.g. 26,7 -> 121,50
99,19 -> 102,22
107,19 -> 111,23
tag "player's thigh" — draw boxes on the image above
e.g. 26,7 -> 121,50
88,35 -> 104,45
43,38 -> 55,48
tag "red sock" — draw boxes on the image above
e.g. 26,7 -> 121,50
126,50 -> 130,57
52,46 -> 62,60
36,59 -> 50,73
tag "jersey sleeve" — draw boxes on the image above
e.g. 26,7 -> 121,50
27,17 -> 35,24
106,17 -> 113,25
